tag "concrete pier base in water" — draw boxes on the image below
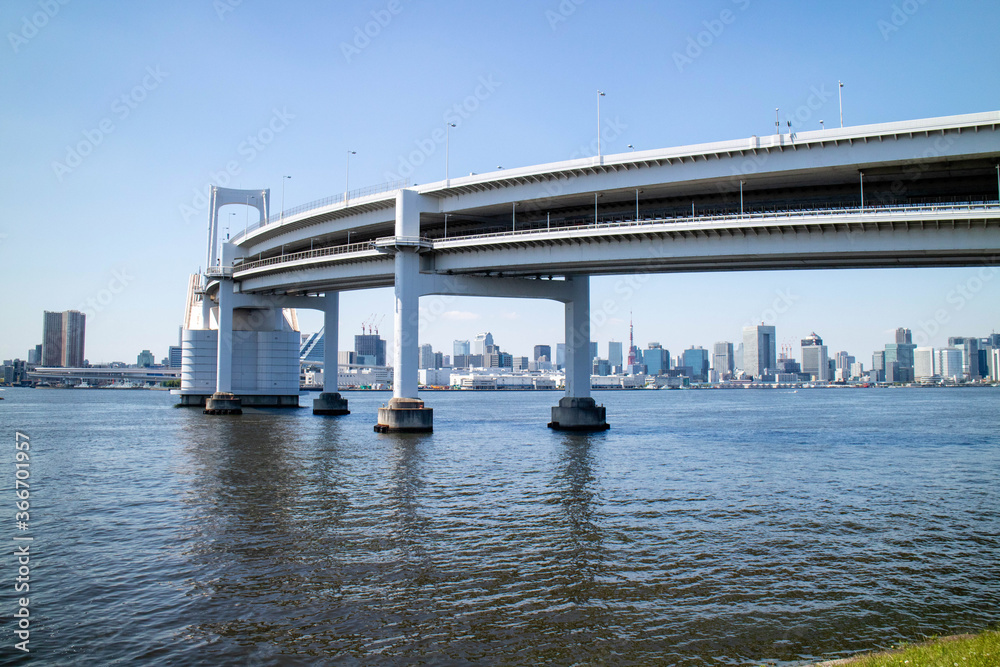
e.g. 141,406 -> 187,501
548,396 -> 609,432
204,392 -> 242,415
313,392 -> 350,416
374,397 -> 433,433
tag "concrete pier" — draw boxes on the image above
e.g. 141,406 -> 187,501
204,391 -> 242,415
548,396 -> 609,431
313,392 -> 350,416
374,397 -> 433,433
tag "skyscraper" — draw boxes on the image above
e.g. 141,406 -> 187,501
473,332 -> 494,356
642,343 -> 670,375
454,340 -> 471,358
41,310 -> 86,367
937,347 -> 963,379
607,341 -> 623,368
354,333 -> 387,366
742,325 -> 776,379
948,337 -> 980,379
712,341 -> 734,378
533,344 -> 551,362
914,347 -> 937,380
895,327 -> 913,344
801,332 -> 829,381
419,344 -> 435,369
682,346 -> 709,382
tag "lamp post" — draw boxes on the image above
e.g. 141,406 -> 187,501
446,122 -> 456,184
280,175 -> 291,222
775,108 -> 780,135
635,189 -> 641,221
820,120 -> 825,130
345,150 -> 356,205
244,195 -> 255,237
839,80 -> 844,127
859,171 -> 864,213
597,90 -> 605,158
628,144 -> 635,151
229,211 -> 236,239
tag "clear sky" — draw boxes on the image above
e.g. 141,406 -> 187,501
3,0 -> 999,365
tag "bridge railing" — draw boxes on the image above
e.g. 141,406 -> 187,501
229,179 -> 409,243
234,240 -> 379,272
232,201 -> 1000,274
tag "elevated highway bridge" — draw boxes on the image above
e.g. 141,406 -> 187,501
184,110 -> 1000,430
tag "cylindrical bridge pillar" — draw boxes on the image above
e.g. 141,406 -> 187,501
549,275 -> 608,431
314,291 -> 349,416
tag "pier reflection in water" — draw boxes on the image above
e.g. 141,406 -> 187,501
3,387 -> 998,666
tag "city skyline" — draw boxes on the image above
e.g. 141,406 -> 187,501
3,2 -> 1000,362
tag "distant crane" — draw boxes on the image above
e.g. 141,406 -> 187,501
373,314 -> 385,336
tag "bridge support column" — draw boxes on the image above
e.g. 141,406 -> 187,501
314,292 -> 349,416
376,191 -> 433,432
205,277 -> 242,415
549,275 -> 608,431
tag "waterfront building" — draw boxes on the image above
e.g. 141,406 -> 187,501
454,340 -> 471,358
593,359 -> 611,376
801,332 -> 829,382
533,344 -> 551,362
850,362 -> 864,379
947,337 -> 980,379
712,341 -> 734,379
835,351 -> 855,372
990,348 -> 1000,381
168,346 -> 182,368
339,351 -> 356,365
300,329 -> 325,364
682,346 -> 709,382
742,325 -> 777,379
896,327 -> 913,344
354,333 -> 387,367
513,356 -> 530,371
556,343 -> 565,368
734,342 -> 744,373
473,332 -> 494,356
419,344 -> 435,369
642,344 -> 670,375
914,347 -> 937,380
608,341 -> 623,368
42,310 -> 87,367
937,347 -> 964,380
137,349 -> 155,367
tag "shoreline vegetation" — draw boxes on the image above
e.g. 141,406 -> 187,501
804,629 -> 1000,666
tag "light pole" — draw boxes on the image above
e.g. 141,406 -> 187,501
444,213 -> 448,238
229,211 -> 236,239
345,150 -> 356,205
280,175 -> 291,222
839,80 -> 844,127
597,90 -> 605,158
244,195 -> 255,237
628,144 -> 635,151
739,180 -> 744,218
820,120 -> 825,130
512,202 -> 516,231
775,108 -> 780,135
635,189 -> 641,220
859,171 -> 864,213
446,122 -> 456,184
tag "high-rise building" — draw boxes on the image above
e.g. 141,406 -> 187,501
682,346 -> 709,382
137,349 -> 155,367
801,332 -> 829,381
642,344 -> 670,375
835,351 -> 855,372
607,341 -> 623,368
556,343 -> 565,368
590,342 -> 599,363
948,337 -> 980,379
734,342 -> 744,372
300,329 -> 325,364
419,344 -> 435,369
27,344 -> 42,365
533,344 -> 551,362
937,347 -> 963,379
989,348 -> 1000,382
454,340 -> 471,358
354,333 -> 387,366
168,346 -> 182,368
914,347 -> 937,380
41,310 -> 86,367
712,341 -> 734,378
473,332 -> 494,356
742,325 -> 776,379
895,327 -> 913,344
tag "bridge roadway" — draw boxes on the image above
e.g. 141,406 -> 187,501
195,111 -> 1000,431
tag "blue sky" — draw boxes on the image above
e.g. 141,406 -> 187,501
2,0 -> 999,364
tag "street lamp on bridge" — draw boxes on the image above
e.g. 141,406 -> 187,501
280,175 -> 291,222
446,122 -> 456,184
597,90 -> 606,158
345,151 -> 356,205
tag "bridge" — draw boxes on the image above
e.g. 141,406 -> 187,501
181,110 -> 1000,429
